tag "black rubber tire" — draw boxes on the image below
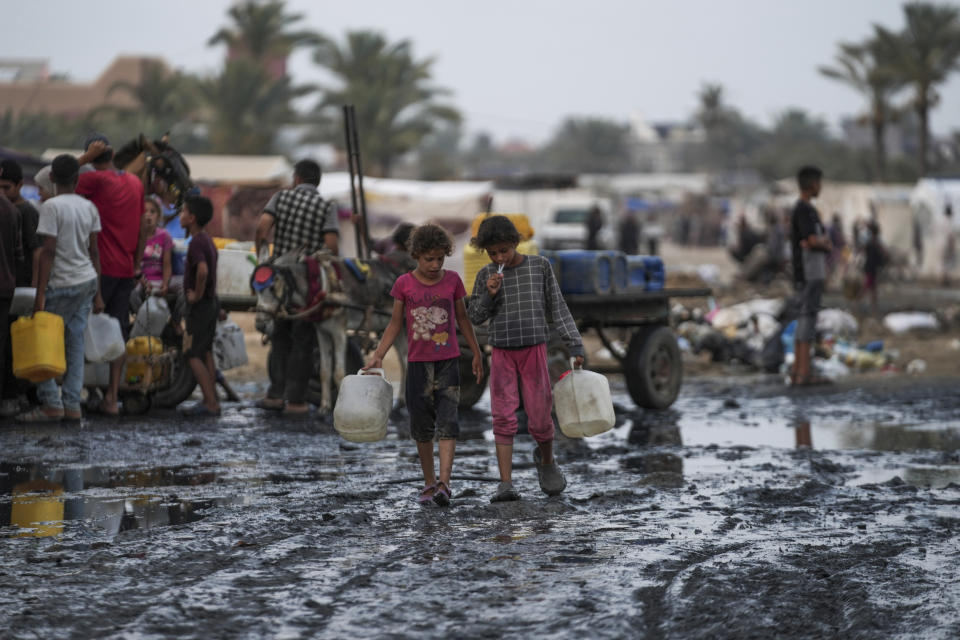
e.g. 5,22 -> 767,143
123,392 -> 152,415
458,351 -> 490,409
306,338 -> 365,407
152,351 -> 197,408
625,325 -> 682,410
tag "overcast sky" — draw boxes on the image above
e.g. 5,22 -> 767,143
5,0 -> 960,144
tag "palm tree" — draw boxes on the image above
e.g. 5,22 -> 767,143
874,2 -> 960,176
312,30 -> 461,176
105,59 -> 198,132
208,0 -> 318,75
819,38 -> 906,181
200,58 -> 313,154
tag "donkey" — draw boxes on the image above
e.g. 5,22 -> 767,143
252,250 -> 409,415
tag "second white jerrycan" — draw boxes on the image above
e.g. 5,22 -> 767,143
333,369 -> 393,442
553,359 -> 616,438
84,313 -> 126,363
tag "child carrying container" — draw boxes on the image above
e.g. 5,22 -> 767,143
129,195 -> 179,313
468,215 -> 584,502
19,155 -> 103,422
364,224 -> 483,507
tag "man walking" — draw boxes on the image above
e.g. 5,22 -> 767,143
789,166 -> 831,386
255,160 -> 339,415
76,133 -> 146,415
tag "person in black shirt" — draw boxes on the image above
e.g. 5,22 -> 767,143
618,210 -> 641,255
789,166 -> 832,386
861,222 -> 885,315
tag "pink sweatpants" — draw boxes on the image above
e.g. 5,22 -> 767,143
490,343 -> 554,445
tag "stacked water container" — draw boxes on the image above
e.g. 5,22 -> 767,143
627,255 -> 665,292
547,250 -> 665,295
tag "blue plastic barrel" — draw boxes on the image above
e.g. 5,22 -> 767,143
539,250 -> 562,289
640,255 -> 665,291
601,250 -> 628,292
556,250 -> 613,295
625,255 -> 648,290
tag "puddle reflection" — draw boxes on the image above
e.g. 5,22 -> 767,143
0,462 -> 252,539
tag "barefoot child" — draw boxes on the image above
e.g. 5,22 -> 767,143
365,224 -> 483,506
179,195 -> 220,417
467,215 -> 584,502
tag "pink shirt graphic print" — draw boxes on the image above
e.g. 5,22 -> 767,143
390,270 -> 467,362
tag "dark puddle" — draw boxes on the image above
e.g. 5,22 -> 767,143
0,459 -> 351,538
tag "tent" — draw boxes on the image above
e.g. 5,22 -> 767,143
910,179 -> 960,278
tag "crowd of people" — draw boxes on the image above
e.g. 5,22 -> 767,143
0,134 -> 220,421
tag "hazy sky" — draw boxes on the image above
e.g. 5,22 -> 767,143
5,0 -> 960,143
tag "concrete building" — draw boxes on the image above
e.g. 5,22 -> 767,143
0,56 -> 164,118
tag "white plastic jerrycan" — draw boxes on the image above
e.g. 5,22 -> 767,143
84,313 -> 126,363
553,359 -> 616,438
333,368 -> 393,442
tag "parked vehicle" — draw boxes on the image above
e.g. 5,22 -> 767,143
539,200 -> 614,250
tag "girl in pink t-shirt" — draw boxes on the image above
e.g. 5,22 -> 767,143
130,196 -> 180,314
365,224 -> 483,507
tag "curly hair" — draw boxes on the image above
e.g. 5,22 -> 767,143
408,223 -> 454,258
470,215 -> 521,249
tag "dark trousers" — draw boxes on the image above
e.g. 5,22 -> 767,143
0,297 -> 10,400
267,318 -> 316,404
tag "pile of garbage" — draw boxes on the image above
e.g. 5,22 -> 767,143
673,297 -> 944,380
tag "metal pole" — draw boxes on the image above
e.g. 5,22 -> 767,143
343,104 -> 362,258
348,105 -> 373,259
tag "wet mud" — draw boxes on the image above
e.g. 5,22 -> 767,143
1,375 -> 959,639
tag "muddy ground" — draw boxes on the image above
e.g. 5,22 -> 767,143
2,374 -> 960,639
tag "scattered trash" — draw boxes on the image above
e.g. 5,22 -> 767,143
817,356 -> 851,381
883,312 -> 939,335
817,309 -> 858,338
906,359 -> 927,375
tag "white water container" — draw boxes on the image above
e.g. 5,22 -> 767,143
214,317 -> 248,371
553,360 -> 616,438
84,313 -> 125,363
132,296 -> 171,338
83,362 -> 110,388
333,369 -> 393,442
217,249 -> 256,299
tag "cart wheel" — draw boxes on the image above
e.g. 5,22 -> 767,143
152,350 -> 197,409
307,338 -> 365,407
124,392 -> 151,415
625,325 -> 682,410
458,351 -> 490,408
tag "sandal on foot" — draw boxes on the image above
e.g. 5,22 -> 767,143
16,406 -> 63,423
180,403 -> 221,417
433,481 -> 451,507
256,397 -> 284,411
489,481 -> 520,503
418,483 -> 437,504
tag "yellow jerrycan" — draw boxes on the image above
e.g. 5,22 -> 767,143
11,311 -> 66,382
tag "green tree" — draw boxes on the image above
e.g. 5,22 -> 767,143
312,30 -> 461,176
0,109 -> 76,154
538,117 -> 633,173
103,60 -> 198,133
200,59 -> 312,154
208,0 -> 318,64
417,124 -> 462,180
819,38 -> 907,181
695,83 -> 767,172
874,2 -> 960,176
